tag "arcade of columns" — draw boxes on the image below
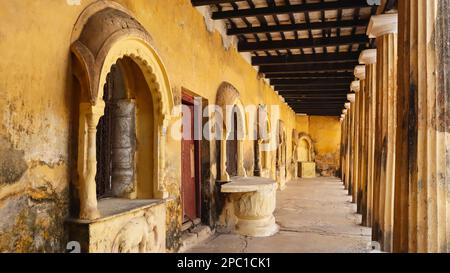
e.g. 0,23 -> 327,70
340,0 -> 450,253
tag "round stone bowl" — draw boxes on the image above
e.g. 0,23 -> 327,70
221,177 -> 279,237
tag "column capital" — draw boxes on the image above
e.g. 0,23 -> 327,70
347,93 -> 356,103
354,65 -> 366,80
367,13 -> 398,38
345,102 -> 351,109
359,49 -> 377,64
350,81 -> 360,93
343,109 -> 348,115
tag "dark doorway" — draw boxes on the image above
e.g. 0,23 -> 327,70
181,94 -> 201,222
226,107 -> 238,177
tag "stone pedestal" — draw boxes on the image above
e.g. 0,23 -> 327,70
298,162 -> 316,178
221,177 -> 279,237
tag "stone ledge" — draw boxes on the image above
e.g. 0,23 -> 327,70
67,198 -> 167,224
221,177 -> 277,193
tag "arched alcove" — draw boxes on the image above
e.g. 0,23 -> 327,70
215,82 -> 247,181
297,133 -> 314,162
255,105 -> 273,178
296,133 -> 316,178
71,4 -> 174,220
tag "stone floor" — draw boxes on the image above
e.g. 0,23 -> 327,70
186,177 -> 372,253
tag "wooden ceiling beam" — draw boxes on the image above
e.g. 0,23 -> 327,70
228,19 -> 369,35
271,78 -> 351,86
277,89 -> 349,93
212,0 -> 373,19
266,72 -> 354,79
261,62 -> 358,74
239,35 -> 368,52
252,52 -> 360,66
191,0 -> 245,6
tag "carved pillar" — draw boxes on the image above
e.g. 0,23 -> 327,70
220,136 -> 230,182
155,118 -> 169,199
348,99 -> 354,196
367,13 -> 398,252
394,0 -> 450,253
340,114 -> 346,183
254,139 -> 262,177
237,141 -> 247,177
78,102 -> 104,220
345,98 -> 354,192
359,49 -> 377,228
355,66 -> 367,217
351,81 -> 361,203
111,100 -> 136,198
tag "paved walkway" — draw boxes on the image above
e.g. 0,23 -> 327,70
187,177 -> 372,253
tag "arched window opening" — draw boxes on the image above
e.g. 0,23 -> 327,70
95,65 -> 135,199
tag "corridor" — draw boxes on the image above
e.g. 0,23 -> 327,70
187,178 -> 371,253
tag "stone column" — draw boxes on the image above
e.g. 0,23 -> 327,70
345,98 -> 353,192
367,12 -> 398,252
155,118 -> 169,199
355,66 -> 367,217
359,49 -> 377,227
220,136 -> 230,182
394,0 -> 450,253
344,99 -> 355,192
340,114 -> 346,183
350,81 -> 361,203
77,102 -> 104,220
349,90 -> 355,198
111,100 -> 136,198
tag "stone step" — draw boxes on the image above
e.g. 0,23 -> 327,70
178,225 -> 214,253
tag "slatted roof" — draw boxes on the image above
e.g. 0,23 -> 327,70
192,0 -> 379,116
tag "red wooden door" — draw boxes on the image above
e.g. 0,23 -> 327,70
182,100 -> 199,221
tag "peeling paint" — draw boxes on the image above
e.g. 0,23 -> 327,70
0,138 -> 28,185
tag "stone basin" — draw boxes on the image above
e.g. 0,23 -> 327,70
221,177 -> 279,237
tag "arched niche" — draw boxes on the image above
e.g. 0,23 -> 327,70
215,82 -> 247,181
297,133 -> 314,162
296,133 -> 316,178
71,3 -> 174,220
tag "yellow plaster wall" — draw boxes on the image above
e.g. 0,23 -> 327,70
0,0 -> 297,252
294,116 -> 342,176
296,116 -> 310,133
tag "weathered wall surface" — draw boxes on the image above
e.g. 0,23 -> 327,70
295,116 -> 342,176
0,0 -> 297,252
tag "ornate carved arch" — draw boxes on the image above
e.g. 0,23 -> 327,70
71,3 -> 173,220
215,82 -> 247,181
71,4 -> 173,120
255,105 -> 274,178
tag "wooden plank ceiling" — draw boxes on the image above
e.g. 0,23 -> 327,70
192,0 -> 378,116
